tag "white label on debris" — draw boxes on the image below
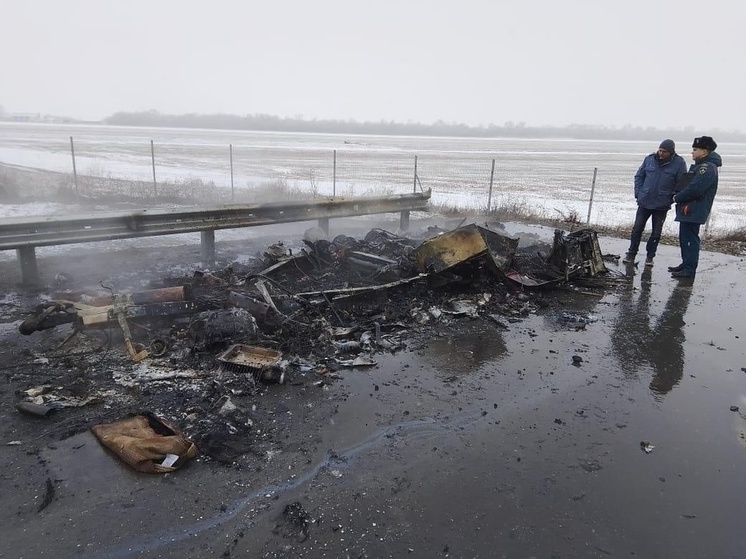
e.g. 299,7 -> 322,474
161,454 -> 179,467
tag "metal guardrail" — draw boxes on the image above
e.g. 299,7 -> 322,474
0,190 -> 431,249
1,189 -> 431,285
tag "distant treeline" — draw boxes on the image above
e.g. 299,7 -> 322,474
104,110 -> 746,142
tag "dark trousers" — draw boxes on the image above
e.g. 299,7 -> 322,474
678,221 -> 701,274
628,207 -> 668,257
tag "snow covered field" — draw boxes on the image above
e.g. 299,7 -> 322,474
2,122 -> 745,235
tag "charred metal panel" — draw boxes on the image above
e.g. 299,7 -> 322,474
414,224 -> 518,275
217,344 -> 282,375
545,228 -> 608,278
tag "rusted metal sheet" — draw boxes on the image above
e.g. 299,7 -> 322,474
413,224 -> 518,275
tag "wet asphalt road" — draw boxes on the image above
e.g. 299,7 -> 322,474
1,234 -> 745,559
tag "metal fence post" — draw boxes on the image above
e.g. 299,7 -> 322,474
69,136 -> 78,195
487,158 -> 496,213
413,155 -> 418,193
586,167 -> 598,224
150,139 -> 157,197
333,149 -> 337,197
230,144 -> 234,202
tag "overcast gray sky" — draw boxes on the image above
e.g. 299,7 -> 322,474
1,0 -> 743,131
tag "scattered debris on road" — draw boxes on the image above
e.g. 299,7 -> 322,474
13,222 -> 626,467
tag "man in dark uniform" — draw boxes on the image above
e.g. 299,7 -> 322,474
669,136 -> 722,279
623,139 -> 687,266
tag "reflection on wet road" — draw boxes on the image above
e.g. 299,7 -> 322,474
612,265 -> 694,398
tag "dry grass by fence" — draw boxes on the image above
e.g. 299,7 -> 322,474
0,163 -> 318,206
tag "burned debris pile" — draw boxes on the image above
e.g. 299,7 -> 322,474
15,223 -> 622,468
20,224 -> 616,361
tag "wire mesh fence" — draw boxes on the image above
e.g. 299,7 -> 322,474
2,126 -> 745,234
54,138 -> 603,217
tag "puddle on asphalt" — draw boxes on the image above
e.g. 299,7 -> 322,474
421,320 -> 507,375
41,431 -> 136,490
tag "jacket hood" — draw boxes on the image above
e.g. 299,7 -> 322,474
700,151 -> 722,167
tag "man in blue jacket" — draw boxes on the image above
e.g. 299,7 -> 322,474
623,139 -> 687,266
669,136 -> 722,279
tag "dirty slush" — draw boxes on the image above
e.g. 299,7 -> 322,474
1,216 -> 745,559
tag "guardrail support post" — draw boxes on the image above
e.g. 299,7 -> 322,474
16,247 -> 39,286
400,210 -> 410,232
318,217 -> 329,235
201,230 -> 215,263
